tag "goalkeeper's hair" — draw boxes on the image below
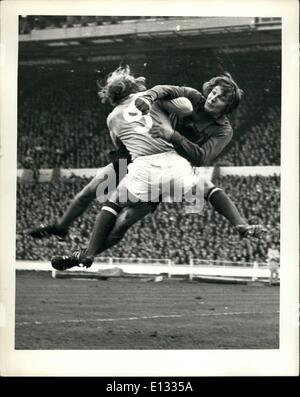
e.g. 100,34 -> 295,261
97,66 -> 147,106
202,72 -> 244,114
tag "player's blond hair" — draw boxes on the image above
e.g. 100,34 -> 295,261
202,72 -> 244,114
97,66 -> 146,106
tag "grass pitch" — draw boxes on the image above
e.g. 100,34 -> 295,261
15,271 -> 279,349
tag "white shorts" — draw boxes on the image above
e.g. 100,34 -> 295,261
120,151 -> 203,203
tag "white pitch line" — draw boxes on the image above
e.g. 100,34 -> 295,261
16,310 -> 279,327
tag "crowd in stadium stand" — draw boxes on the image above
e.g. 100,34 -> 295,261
216,106 -> 280,166
16,174 -> 280,265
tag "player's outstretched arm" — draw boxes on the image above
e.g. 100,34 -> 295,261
135,85 -> 204,114
150,121 -> 232,167
171,127 -> 233,166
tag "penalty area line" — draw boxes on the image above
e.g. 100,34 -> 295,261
15,310 -> 280,327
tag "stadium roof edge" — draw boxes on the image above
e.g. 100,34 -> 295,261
19,17 -> 260,42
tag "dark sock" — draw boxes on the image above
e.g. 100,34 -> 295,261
103,204 -> 153,251
206,187 -> 246,226
85,202 -> 121,257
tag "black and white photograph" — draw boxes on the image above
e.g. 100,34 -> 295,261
0,0 -> 298,377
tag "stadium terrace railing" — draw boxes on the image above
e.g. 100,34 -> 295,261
188,258 -> 275,282
16,256 -> 276,283
17,166 -> 281,183
96,257 -> 172,266
189,258 -> 267,267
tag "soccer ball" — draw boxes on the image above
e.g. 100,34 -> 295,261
163,97 -> 193,117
